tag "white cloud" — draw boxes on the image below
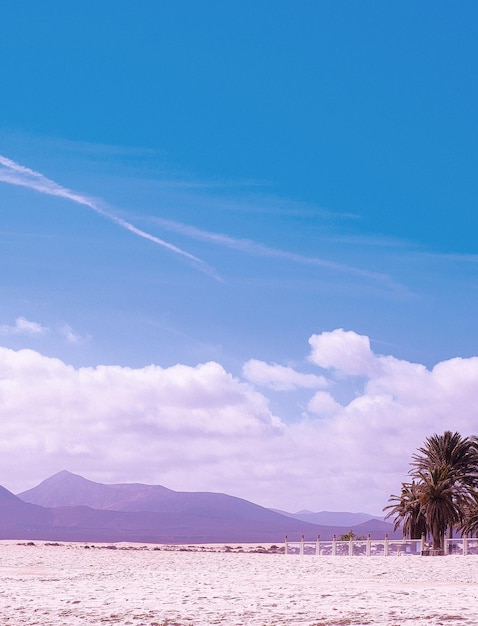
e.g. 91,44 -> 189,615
308,328 -> 379,376
0,349 -> 285,496
307,391 -> 343,417
0,316 -> 48,336
242,359 -> 327,391
1,331 -> 478,515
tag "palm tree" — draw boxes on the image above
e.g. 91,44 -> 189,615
459,492 -> 478,537
386,431 -> 478,552
415,466 -> 468,551
384,481 -> 426,540
410,431 -> 478,539
411,431 -> 478,490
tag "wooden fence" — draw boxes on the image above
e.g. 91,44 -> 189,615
284,535 -> 478,556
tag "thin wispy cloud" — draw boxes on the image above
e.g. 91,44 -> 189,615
60,324 -> 87,345
153,217 -> 395,285
421,251 -> 478,264
0,316 -> 88,345
242,358 -> 327,391
0,316 -> 48,336
0,155 -> 219,279
325,233 -> 411,249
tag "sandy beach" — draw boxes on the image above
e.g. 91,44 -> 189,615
0,541 -> 476,625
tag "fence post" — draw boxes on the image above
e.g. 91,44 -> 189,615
464,535 -> 468,556
366,534 -> 371,557
300,534 -> 304,556
332,534 -> 337,556
285,535 -> 288,556
444,536 -> 448,556
421,533 -> 425,556
349,533 -> 353,557
316,535 -> 320,557
384,534 -> 389,557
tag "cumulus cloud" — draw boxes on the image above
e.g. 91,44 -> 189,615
308,328 -> 378,376
0,349 -> 285,496
0,316 -> 48,336
242,359 -> 327,391
307,391 -> 343,417
1,330 -> 478,514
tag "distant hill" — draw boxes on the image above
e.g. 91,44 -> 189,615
0,484 -> 53,531
10,470 -> 400,543
351,518 -> 398,537
271,509 -> 383,527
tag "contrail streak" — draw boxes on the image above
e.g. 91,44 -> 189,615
153,217 -> 395,284
0,155 -> 219,279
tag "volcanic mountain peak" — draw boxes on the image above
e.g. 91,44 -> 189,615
18,470 -> 281,519
18,470 -> 175,511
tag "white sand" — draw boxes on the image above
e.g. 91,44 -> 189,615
0,541 -> 477,625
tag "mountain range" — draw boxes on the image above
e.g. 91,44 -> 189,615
271,508 -> 384,527
0,470 -> 399,544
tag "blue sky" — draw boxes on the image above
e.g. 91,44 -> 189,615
0,2 -> 477,514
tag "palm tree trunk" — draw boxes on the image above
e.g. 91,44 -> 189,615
431,522 -> 443,552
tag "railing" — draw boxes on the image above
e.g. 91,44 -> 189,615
284,534 -> 478,556
445,538 -> 478,555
